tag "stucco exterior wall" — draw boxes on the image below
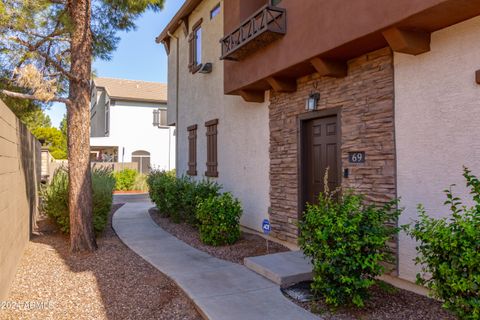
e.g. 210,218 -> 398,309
167,0 -> 271,232
0,99 -> 41,300
395,16 -> 480,282
91,100 -> 175,171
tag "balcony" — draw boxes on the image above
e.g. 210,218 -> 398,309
220,5 -> 286,61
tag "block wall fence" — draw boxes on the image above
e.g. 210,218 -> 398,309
0,99 -> 41,300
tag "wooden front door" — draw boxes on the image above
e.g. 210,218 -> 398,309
303,115 -> 340,206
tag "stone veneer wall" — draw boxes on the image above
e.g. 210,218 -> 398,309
269,47 -> 396,244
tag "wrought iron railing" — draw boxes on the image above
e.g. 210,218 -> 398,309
220,5 -> 286,61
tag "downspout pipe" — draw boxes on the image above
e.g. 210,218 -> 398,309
167,31 -> 180,175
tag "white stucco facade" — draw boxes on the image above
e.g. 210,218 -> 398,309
167,0 -> 271,232
91,96 -> 175,172
395,16 -> 480,282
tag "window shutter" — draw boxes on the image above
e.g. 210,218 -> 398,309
153,109 -> 159,126
188,32 -> 194,72
105,103 -> 110,135
160,109 -> 167,126
153,109 -> 167,127
187,125 -> 197,176
205,119 -> 218,177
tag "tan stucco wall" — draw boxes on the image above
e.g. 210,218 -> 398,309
167,0 -> 271,232
0,99 -> 40,300
395,16 -> 480,282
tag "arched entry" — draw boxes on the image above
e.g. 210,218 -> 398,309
132,150 -> 151,174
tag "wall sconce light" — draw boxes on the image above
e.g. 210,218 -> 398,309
305,92 -> 320,111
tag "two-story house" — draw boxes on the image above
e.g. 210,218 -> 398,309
90,77 -> 175,173
158,0 -> 480,286
156,0 -> 271,233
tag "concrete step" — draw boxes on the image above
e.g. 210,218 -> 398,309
244,251 -> 313,286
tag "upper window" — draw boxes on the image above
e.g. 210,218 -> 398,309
189,19 -> 203,73
210,3 -> 220,19
271,0 -> 282,5
195,27 -> 202,65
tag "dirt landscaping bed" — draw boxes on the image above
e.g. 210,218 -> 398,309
1,204 -> 202,320
284,281 -> 456,320
149,207 -> 289,264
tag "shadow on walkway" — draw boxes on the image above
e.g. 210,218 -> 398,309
14,201 -> 202,320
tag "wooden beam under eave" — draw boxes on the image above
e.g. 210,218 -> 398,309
310,58 -> 347,78
239,90 -> 265,103
180,18 -> 189,37
162,38 -> 170,55
266,77 -> 297,93
382,27 -> 431,55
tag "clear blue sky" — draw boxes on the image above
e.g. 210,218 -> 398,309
46,1 -> 185,128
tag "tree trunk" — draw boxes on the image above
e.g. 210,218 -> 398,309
67,0 -> 97,252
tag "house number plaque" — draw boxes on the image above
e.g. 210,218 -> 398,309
348,152 -> 365,164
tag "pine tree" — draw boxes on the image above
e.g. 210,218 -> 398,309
0,0 -> 165,252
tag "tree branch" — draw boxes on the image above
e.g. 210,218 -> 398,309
0,89 -> 71,106
11,36 -> 79,82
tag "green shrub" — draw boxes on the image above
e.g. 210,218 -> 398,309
404,167 -> 480,319
299,188 -> 401,308
170,175 -> 193,222
196,192 -> 242,246
182,178 -> 221,225
147,169 -> 179,217
133,173 -> 149,192
147,170 -> 221,224
147,170 -> 176,209
114,168 -> 138,191
42,168 -> 69,233
42,167 -> 115,234
92,168 -> 116,232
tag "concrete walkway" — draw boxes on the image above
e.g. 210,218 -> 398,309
112,201 -> 319,320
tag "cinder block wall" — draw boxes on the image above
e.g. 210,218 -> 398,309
0,99 -> 41,300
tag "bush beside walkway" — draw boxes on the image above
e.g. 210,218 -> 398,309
147,170 -> 243,246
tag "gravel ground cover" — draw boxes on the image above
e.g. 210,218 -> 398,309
284,281 -> 457,320
0,204 -> 202,320
149,207 -> 289,264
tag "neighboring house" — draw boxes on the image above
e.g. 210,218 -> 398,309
90,77 -> 175,173
158,0 -> 480,285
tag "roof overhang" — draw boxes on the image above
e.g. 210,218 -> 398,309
225,0 -> 480,95
109,97 -> 167,104
155,0 -> 203,45
92,80 -> 167,104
